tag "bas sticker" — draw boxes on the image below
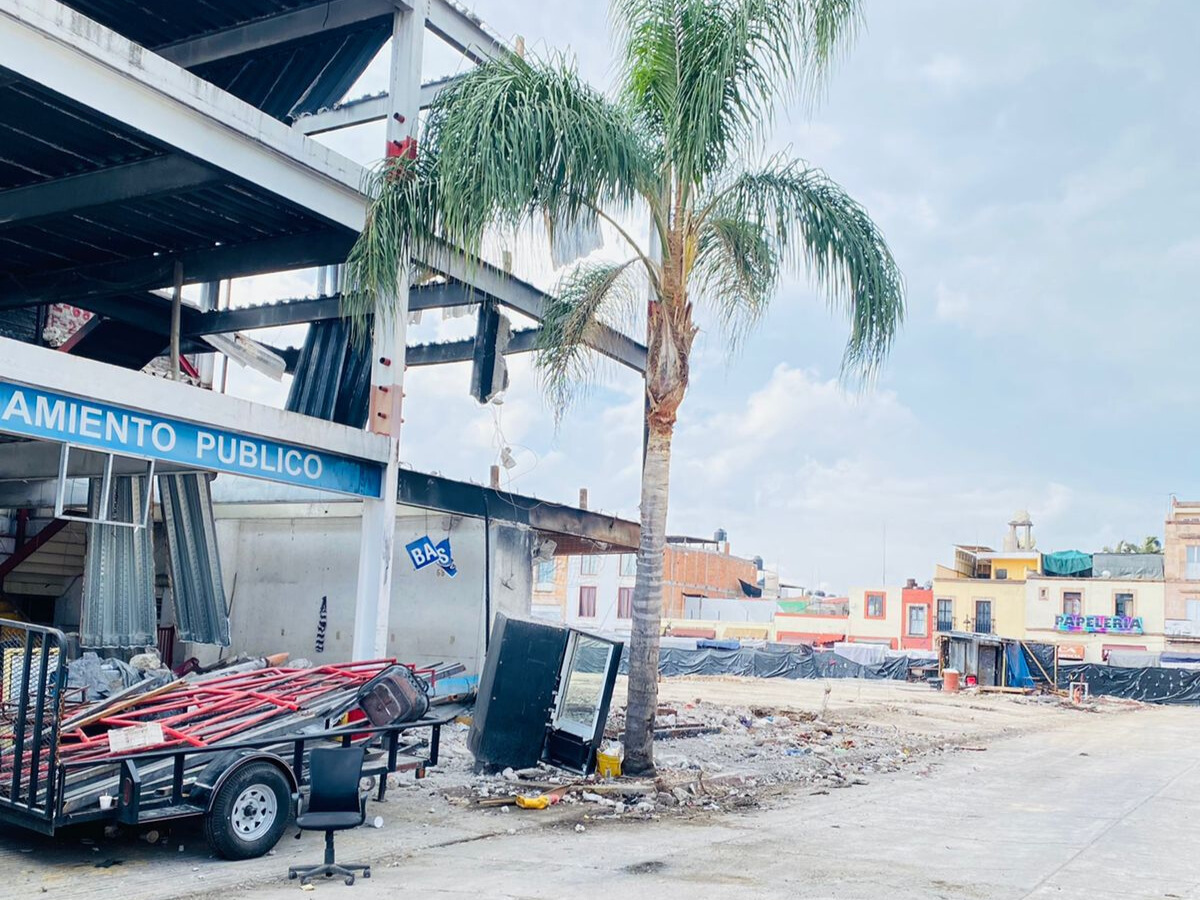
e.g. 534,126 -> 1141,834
405,535 -> 457,577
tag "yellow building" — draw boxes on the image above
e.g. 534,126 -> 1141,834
933,543 -> 1041,639
847,586 -> 904,648
1025,570 -> 1164,663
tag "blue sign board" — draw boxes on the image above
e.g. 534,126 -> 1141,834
0,382 -> 383,498
405,535 -> 457,577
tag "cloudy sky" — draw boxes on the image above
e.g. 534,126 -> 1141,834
232,0 -> 1198,593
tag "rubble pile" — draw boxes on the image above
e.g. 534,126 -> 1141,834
428,696 -> 961,821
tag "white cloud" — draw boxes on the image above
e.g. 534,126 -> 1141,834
934,282 -> 969,322
918,54 -> 970,90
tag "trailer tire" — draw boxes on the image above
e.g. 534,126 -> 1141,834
204,762 -> 291,860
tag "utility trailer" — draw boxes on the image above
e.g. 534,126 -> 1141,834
0,620 -> 457,859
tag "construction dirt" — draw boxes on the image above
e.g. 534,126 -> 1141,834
0,676 -> 1147,900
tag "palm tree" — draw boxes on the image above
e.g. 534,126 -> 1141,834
1103,538 -> 1162,554
343,0 -> 904,773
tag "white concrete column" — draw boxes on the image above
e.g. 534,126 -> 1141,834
352,2 -> 427,661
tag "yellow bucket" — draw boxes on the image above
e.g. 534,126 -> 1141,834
595,748 -> 622,779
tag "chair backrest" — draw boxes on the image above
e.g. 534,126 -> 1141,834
306,746 -> 366,814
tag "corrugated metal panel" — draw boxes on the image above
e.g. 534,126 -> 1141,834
80,477 -> 156,649
0,308 -> 37,343
55,1 -> 389,123
158,473 -> 230,647
195,23 -> 391,120
61,0 -> 320,49
285,318 -> 369,428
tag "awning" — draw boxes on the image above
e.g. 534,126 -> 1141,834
666,626 -> 717,640
776,631 -> 844,645
1043,550 -> 1092,577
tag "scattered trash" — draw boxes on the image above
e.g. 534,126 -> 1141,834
574,824 -> 586,833
94,859 -> 123,869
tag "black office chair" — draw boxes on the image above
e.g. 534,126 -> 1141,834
288,746 -> 371,885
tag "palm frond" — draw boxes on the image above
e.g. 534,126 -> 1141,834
342,52 -> 654,343
341,153 -> 441,342
614,0 -> 861,190
693,214 -> 779,345
704,156 -> 904,379
536,259 -> 642,417
424,52 -> 654,252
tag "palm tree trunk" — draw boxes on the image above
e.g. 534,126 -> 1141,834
623,422 -> 673,774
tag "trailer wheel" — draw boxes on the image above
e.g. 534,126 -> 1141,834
205,762 -> 291,860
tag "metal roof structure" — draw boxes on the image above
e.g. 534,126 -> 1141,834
0,0 -> 646,378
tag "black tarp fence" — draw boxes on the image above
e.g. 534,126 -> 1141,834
616,645 -> 933,681
1019,642 -> 1200,704
1055,663 -> 1200,704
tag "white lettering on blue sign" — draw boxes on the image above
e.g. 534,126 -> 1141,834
0,383 -> 382,498
406,535 -> 457,577
406,536 -> 439,570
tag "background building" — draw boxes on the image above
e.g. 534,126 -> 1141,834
1164,499 -> 1200,656
554,533 -> 759,631
1025,554 -> 1164,663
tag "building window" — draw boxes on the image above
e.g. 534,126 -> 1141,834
974,600 -> 993,634
936,599 -> 954,632
907,604 -> 928,637
617,587 -> 633,619
580,555 -> 600,576
536,560 -> 556,587
866,593 -> 885,619
1062,591 -> 1082,616
577,586 -> 597,618
1188,547 -> 1200,580
995,568 -> 1008,580
1115,592 -> 1134,618
1188,598 -> 1200,623
619,554 -> 636,577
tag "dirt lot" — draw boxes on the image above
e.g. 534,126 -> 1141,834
0,676 -> 1146,900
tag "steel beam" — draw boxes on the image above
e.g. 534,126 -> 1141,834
425,0 -> 505,62
416,245 -> 648,372
0,231 -> 355,310
293,94 -> 391,135
0,336 -> 391,466
0,156 -> 223,228
292,75 -> 465,135
155,0 -> 399,69
2,0 -> 369,232
396,469 -> 639,550
407,326 -> 539,367
185,297 -> 345,335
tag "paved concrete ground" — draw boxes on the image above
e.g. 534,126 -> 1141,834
226,704 -> 1200,900
1,688 -> 1191,900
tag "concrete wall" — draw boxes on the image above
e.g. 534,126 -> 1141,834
531,556 -> 567,621
979,554 -> 1040,581
900,587 -> 934,651
191,503 -> 533,675
848,586 -> 903,648
932,578 -> 1028,639
1025,575 -> 1165,662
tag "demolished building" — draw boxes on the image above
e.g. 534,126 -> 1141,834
0,0 -> 642,674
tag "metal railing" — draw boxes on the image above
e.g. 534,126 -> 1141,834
0,622 -> 67,827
